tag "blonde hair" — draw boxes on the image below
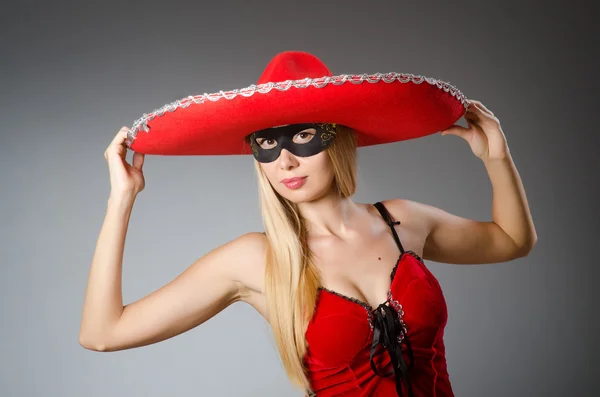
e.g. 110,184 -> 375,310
251,125 -> 358,393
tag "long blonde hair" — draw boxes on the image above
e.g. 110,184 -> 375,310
251,125 -> 358,393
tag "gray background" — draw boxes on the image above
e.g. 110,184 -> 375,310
1,0 -> 597,396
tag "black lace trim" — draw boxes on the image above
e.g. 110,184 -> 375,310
390,250 -> 424,281
406,250 -> 424,264
315,250 -> 424,397
317,250 -> 424,312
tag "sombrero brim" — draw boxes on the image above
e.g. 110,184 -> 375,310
125,73 -> 469,155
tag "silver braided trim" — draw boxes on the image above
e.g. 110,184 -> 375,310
387,290 -> 408,343
126,72 -> 469,147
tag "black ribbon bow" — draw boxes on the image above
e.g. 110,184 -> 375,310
369,300 -> 415,397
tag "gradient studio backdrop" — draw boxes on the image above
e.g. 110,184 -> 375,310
1,1 -> 597,396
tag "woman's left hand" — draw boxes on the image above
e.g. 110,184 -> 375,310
440,99 -> 509,161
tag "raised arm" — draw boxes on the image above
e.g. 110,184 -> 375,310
79,201 -> 264,351
79,127 -> 266,351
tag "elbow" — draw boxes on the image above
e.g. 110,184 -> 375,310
514,235 -> 538,258
78,334 -> 100,351
78,332 -> 110,352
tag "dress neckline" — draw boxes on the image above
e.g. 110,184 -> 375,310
317,250 -> 424,312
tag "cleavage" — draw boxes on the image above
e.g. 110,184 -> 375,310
310,202 -> 411,310
319,249 -> 402,311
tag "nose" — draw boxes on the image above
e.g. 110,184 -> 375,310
277,148 -> 299,171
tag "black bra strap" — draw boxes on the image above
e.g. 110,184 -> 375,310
373,201 -> 405,255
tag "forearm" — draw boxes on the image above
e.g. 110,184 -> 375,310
79,193 -> 136,348
483,152 -> 537,251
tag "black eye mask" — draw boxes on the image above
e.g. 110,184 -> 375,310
249,123 -> 337,163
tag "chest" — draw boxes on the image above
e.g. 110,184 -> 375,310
305,251 -> 449,368
309,216 -> 425,310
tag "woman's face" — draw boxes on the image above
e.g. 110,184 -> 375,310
258,128 -> 336,203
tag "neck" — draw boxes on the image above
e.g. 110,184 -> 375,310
297,190 -> 363,238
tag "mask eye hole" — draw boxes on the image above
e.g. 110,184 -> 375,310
294,128 -> 316,144
255,137 -> 277,149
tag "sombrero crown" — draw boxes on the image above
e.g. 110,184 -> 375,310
126,51 -> 469,155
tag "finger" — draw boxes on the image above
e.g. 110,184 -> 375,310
466,102 -> 481,116
473,100 -> 492,113
466,117 -> 487,136
465,108 -> 479,119
132,151 -> 145,171
467,100 -> 477,113
470,105 -> 499,130
472,100 -> 495,117
111,126 -> 130,147
467,103 -> 497,128
441,124 -> 469,138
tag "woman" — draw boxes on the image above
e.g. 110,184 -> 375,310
79,52 -> 537,397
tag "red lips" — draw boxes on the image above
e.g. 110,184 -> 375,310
281,176 -> 306,183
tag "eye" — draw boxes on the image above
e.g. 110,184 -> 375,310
294,129 -> 316,144
256,137 -> 277,149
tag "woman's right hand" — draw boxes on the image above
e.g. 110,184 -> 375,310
104,126 -> 145,197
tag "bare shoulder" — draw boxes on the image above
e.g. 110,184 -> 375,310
382,198 -> 531,264
379,198 -> 435,236
227,232 -> 269,316
227,232 -> 268,293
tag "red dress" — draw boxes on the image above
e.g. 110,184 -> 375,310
304,202 -> 454,397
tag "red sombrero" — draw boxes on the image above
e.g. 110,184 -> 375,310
125,51 -> 469,155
